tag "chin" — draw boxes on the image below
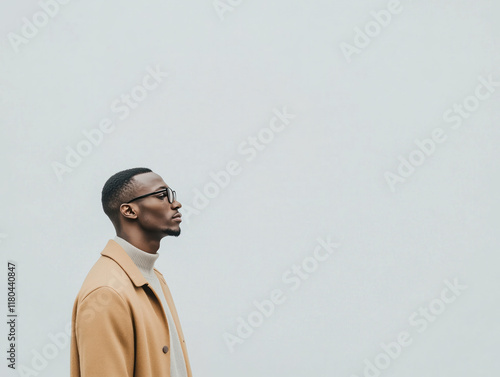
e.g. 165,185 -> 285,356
163,228 -> 181,237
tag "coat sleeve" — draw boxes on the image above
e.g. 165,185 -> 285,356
75,287 -> 135,377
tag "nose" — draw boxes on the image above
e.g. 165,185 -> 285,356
172,199 -> 182,209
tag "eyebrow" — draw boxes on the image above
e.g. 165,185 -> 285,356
154,185 -> 168,191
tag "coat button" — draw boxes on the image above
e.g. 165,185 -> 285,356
162,346 -> 169,353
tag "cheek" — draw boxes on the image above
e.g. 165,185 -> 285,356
141,208 -> 167,224
158,208 -> 173,221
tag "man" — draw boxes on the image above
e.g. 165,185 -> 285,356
70,167 -> 192,377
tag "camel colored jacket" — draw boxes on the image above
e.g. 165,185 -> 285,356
70,239 -> 192,377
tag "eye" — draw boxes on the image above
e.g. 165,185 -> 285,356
157,192 -> 168,199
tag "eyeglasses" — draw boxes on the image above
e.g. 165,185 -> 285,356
126,187 -> 177,204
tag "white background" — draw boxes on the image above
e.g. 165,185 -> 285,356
1,0 -> 499,376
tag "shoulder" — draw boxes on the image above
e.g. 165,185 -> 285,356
76,255 -> 134,303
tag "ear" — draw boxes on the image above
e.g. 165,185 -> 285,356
119,203 -> 138,220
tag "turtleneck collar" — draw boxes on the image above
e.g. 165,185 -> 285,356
113,236 -> 159,275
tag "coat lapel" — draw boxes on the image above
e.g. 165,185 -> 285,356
100,239 -> 148,288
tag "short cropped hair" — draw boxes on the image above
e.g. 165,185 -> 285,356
101,167 -> 152,223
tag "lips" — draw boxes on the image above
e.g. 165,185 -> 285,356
172,213 -> 182,222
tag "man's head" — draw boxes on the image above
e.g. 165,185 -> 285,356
101,168 -> 182,239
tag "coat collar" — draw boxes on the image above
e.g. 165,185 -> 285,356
100,239 -> 151,288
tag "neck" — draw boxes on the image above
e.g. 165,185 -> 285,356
116,229 -> 161,254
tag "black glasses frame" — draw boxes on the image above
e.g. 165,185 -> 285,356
126,187 -> 176,204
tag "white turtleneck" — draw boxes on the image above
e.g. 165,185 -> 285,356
113,236 -> 188,377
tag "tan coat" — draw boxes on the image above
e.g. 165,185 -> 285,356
70,239 -> 192,377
